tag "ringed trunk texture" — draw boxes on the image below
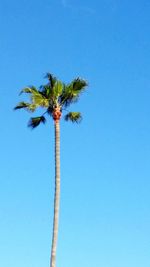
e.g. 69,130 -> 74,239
50,120 -> 60,267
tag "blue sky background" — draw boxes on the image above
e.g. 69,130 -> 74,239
0,0 -> 150,267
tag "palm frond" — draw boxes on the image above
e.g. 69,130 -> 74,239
64,112 -> 82,123
41,77 -> 64,105
59,85 -> 76,107
31,94 -> 49,108
20,86 -> 49,108
19,86 -> 39,95
53,81 -> 63,97
28,116 -> 46,128
14,102 -> 30,110
14,101 -> 39,112
45,73 -> 57,88
60,78 -> 88,107
72,78 -> 88,92
26,104 -> 38,112
40,85 -> 51,98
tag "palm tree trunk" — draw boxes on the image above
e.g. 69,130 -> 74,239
50,120 -> 60,267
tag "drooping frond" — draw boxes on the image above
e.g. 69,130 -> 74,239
14,102 -> 38,112
60,78 -> 88,107
64,112 -> 82,123
14,101 -> 31,110
20,86 -> 49,109
28,116 -> 46,128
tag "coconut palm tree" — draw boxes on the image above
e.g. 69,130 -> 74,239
14,73 -> 88,267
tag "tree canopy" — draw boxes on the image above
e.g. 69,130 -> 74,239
14,73 -> 88,127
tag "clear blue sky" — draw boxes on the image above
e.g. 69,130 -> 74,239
0,0 -> 150,267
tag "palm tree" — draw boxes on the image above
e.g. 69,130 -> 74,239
14,73 -> 88,267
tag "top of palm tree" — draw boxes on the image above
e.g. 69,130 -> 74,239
14,73 -> 88,128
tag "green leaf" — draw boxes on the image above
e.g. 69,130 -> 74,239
64,112 -> 82,123
53,81 -> 63,97
45,73 -> 57,88
26,104 -> 37,112
20,86 -> 38,95
60,78 -> 88,107
14,102 -> 30,110
40,85 -> 51,98
28,116 -> 46,128
31,94 -> 49,108
14,102 -> 39,112
72,78 -> 88,92
20,86 -> 48,107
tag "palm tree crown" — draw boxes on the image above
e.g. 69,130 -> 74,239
14,73 -> 88,126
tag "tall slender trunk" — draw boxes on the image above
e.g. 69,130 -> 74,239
50,120 -> 60,267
